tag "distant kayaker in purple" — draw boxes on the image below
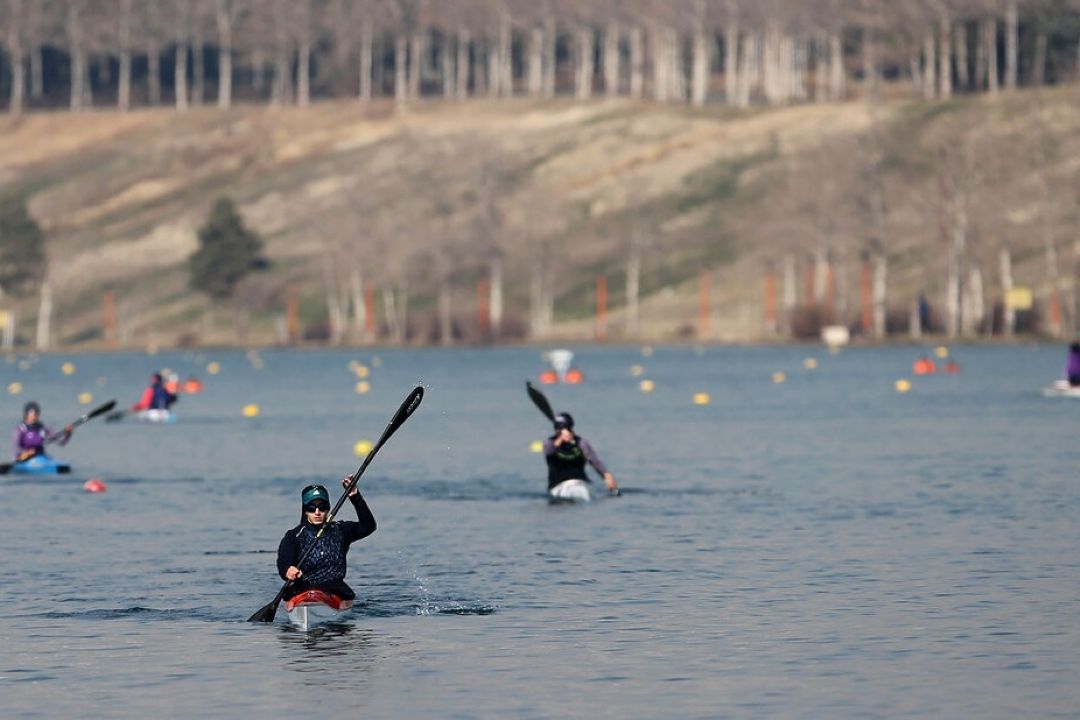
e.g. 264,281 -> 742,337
1066,342 -> 1080,386
13,402 -> 71,462
544,412 -> 620,496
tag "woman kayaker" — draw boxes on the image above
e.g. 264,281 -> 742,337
544,412 -> 619,496
13,402 -> 71,461
1066,342 -> 1080,387
276,478 -> 377,602
131,372 -> 178,412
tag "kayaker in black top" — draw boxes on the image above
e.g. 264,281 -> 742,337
276,478 -> 376,602
543,412 -> 619,495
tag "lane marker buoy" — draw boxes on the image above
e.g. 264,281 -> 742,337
639,379 -> 656,393
354,439 -> 374,456
693,392 -> 710,405
84,478 -> 106,493
530,440 -> 544,453
242,403 -> 261,417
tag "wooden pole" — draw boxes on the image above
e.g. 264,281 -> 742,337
595,276 -> 608,341
861,259 -> 873,334
698,270 -> 711,341
286,284 -> 300,344
764,269 -> 777,335
477,278 -> 490,338
103,290 -> 117,347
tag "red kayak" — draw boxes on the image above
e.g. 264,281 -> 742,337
284,589 -> 354,630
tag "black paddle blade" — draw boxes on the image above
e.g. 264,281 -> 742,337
248,599 -> 281,623
526,381 -> 556,423
0,463 -> 12,475
85,400 -> 117,421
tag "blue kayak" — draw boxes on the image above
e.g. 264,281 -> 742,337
2,455 -> 72,475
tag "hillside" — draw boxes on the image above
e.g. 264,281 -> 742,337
1,88 -> 1079,348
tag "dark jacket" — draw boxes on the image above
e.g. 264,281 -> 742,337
276,493 -> 376,600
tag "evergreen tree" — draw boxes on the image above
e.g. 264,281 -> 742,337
0,194 -> 46,297
189,197 -> 268,300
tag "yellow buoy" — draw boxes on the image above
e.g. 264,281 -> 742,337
61,362 -> 76,375
355,381 -> 371,394
355,365 -> 370,379
630,364 -> 645,377
242,403 -> 261,417
8,381 -> 23,395
207,361 -> 221,375
530,440 -> 544,453
772,372 -> 786,384
354,439 -> 374,456
934,346 -> 949,359
693,392 -> 711,405
639,379 -> 656,393
803,358 -> 818,370
895,379 -> 912,393
78,392 -> 93,405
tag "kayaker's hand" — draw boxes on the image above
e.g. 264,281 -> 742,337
286,566 -> 303,581
17,449 -> 34,461
342,476 -> 358,496
57,427 -> 73,445
555,429 -> 573,446
603,472 -> 619,495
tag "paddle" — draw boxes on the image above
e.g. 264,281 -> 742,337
0,400 -> 117,473
248,385 -> 425,624
526,381 -> 619,497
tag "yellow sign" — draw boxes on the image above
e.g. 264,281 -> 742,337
1005,287 -> 1033,311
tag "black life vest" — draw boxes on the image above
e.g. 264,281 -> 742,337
546,435 -> 588,489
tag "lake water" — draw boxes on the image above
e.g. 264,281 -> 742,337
2,345 -> 1078,719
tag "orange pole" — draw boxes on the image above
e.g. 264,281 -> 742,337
1050,289 -> 1062,337
102,290 -> 116,347
477,278 -> 490,336
364,286 -> 376,339
596,276 -> 608,341
861,261 -> 873,334
764,271 -> 777,332
286,285 -> 300,344
698,270 -> 710,340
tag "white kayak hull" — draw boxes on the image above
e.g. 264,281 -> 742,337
1043,380 -> 1080,398
284,590 -> 353,630
549,478 -> 592,503
134,409 -> 177,423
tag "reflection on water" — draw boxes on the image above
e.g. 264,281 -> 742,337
277,623 -> 382,674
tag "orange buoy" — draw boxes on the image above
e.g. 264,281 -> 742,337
944,361 -> 961,375
564,368 -> 584,384
539,370 -> 559,385
183,377 -> 204,394
913,359 -> 936,376
83,478 -> 107,493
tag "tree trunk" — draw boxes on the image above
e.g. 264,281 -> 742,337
30,45 -> 42,99
974,20 -> 987,90
938,13 -> 952,99
872,253 -> 886,339
409,31 -> 423,100
781,253 -> 796,336
498,14 -> 513,98
1032,31 -> 1047,87
5,13 -> 25,115
543,17 -> 556,98
725,22 -> 739,104
923,29 -> 937,99
829,33 -> 844,101
297,40 -> 311,106
691,20 -> 709,107
487,37 -> 500,98
1005,0 -> 1018,90
629,26 -> 644,99
954,22 -> 969,90
604,22 -> 620,98
394,34 -> 407,104
349,268 -> 366,342
963,264 -> 984,336
359,22 -> 373,101
148,46 -> 162,105
985,18 -> 999,94
35,281 -> 51,351
862,26 -> 878,98
651,27 -> 668,102
441,28 -> 454,99
527,26 -> 543,96
576,26 -> 594,100
625,239 -> 641,338
216,1 -> 233,108
456,28 -> 470,99
438,281 -> 452,346
67,4 -> 84,112
175,44 -> 189,110
1000,247 -> 1014,336
193,33 -> 205,105
272,47 -> 290,106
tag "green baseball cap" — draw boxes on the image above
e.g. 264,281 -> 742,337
301,485 -> 330,506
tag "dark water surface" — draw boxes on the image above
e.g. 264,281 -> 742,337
2,345 -> 1078,718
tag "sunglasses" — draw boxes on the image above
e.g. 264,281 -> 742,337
304,502 -> 330,513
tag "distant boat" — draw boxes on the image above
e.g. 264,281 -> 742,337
1043,380 -> 1080,398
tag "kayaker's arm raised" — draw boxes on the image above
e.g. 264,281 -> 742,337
340,475 -> 376,542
